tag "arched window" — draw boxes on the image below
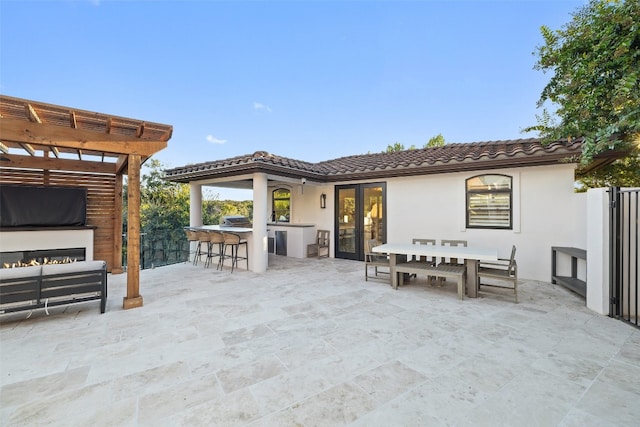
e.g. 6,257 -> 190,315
466,174 -> 512,229
272,188 -> 291,222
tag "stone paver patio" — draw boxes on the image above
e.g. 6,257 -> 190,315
1,255 -> 639,426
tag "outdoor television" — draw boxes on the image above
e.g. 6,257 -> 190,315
0,184 -> 87,227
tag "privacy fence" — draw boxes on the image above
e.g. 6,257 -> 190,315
609,187 -> 639,329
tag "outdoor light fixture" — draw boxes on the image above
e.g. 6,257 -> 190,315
320,193 -> 327,209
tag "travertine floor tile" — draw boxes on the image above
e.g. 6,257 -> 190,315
1,256 -> 638,426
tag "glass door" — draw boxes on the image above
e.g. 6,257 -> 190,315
335,183 -> 386,261
336,186 -> 357,259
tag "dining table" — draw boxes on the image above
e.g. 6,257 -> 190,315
372,243 -> 498,297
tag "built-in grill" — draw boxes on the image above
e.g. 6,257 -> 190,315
223,216 -> 252,228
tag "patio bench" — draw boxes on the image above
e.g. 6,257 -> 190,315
394,261 -> 466,300
0,260 -> 107,315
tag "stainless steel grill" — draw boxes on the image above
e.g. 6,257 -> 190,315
223,215 -> 252,228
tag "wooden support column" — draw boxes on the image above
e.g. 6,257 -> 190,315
111,172 -> 124,274
123,154 -> 143,309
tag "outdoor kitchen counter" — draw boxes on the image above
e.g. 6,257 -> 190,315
266,223 -> 315,228
194,225 -> 253,233
267,223 -> 316,258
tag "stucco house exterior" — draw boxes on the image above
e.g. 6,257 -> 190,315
165,137 -> 619,289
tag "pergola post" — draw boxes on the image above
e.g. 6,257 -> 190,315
111,173 -> 124,274
123,154 -> 143,309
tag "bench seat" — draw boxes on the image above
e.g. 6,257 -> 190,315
0,260 -> 107,315
394,261 -> 466,300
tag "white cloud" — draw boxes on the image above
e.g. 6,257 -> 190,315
253,101 -> 272,112
206,135 -> 227,144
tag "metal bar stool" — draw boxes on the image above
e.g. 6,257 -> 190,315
221,232 -> 248,272
195,231 -> 211,266
184,228 -> 201,265
205,231 -> 225,270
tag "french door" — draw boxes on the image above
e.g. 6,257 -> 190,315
335,183 -> 386,261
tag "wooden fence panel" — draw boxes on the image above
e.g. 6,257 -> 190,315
0,169 -> 118,271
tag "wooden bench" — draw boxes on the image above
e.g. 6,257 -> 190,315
0,260 -> 107,316
394,261 -> 467,300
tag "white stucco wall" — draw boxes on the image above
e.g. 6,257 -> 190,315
271,163 -> 585,282
268,183 -> 335,256
586,188 -> 609,314
384,164 -> 582,282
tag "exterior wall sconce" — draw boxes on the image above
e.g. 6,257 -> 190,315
320,193 -> 327,209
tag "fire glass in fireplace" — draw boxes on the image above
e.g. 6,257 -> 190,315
0,248 -> 86,268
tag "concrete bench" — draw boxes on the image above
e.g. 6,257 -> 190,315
0,260 -> 107,315
394,261 -> 466,300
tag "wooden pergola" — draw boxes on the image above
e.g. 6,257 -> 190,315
0,95 -> 173,309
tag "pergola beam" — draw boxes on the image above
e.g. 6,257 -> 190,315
70,111 -> 77,128
27,103 -> 42,123
0,153 -> 117,174
1,118 -> 167,156
19,143 -> 35,156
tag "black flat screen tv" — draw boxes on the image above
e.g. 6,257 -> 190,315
0,185 -> 87,227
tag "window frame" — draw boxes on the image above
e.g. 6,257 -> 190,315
465,174 -> 513,230
272,188 -> 291,222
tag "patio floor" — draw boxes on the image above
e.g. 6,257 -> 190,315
1,255 -> 639,426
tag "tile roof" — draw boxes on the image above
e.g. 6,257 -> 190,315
164,138 -> 592,183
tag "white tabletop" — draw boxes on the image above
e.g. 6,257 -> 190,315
372,243 -> 498,261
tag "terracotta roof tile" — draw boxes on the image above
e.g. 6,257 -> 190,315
165,138 -> 586,183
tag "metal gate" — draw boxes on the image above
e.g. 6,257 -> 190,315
609,187 -> 639,328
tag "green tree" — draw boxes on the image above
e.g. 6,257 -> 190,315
139,159 -> 191,233
122,159 -> 255,232
425,134 -> 445,148
384,142 -> 416,152
575,154 -> 640,191
530,0 -> 640,187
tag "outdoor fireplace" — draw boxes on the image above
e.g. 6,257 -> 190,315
1,248 -> 86,268
0,184 -> 95,264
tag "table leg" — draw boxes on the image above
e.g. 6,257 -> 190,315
390,253 -> 398,289
466,259 -> 478,298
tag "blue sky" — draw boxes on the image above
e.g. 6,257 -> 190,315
1,0 -> 585,198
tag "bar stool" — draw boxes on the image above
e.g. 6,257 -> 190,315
187,229 -> 204,265
184,229 -> 200,265
221,232 -> 248,272
205,231 -> 225,270
194,231 -> 211,266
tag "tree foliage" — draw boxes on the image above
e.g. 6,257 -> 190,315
385,142 -> 414,152
575,154 -> 640,191
425,134 -> 446,148
384,134 -> 445,153
139,159 -> 191,233
123,159 -> 253,233
530,0 -> 640,186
